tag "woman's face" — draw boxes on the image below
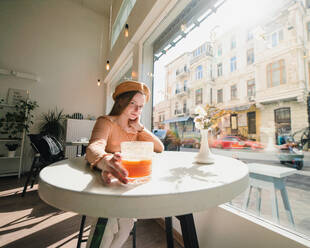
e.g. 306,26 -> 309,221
122,92 -> 145,120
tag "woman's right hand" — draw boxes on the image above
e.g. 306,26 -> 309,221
97,153 -> 128,184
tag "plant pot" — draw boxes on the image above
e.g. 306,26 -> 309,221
195,129 -> 214,164
8,150 -> 16,158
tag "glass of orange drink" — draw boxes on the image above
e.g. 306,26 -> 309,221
121,141 -> 154,183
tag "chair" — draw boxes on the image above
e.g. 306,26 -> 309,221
77,216 -> 136,248
21,134 -> 65,197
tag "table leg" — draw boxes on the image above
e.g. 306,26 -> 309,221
255,187 -> 262,216
89,218 -> 108,248
176,214 -> 199,248
165,217 -> 174,248
242,185 -> 253,210
279,184 -> 295,227
77,215 -> 86,248
271,186 -> 279,224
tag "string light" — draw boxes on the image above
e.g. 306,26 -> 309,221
124,24 -> 129,37
97,79 -> 101,86
106,60 -> 110,71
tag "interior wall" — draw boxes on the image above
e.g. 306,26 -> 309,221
172,206 -> 308,248
0,0 -> 108,127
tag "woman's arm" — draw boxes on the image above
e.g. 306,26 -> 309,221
137,128 -> 164,153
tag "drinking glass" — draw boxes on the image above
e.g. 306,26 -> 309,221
121,141 -> 154,183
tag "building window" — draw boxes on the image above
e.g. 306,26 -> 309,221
184,80 -> 188,91
183,100 -> 187,114
210,64 -> 213,80
307,22 -> 310,40
195,88 -> 203,105
247,79 -> 255,97
247,48 -> 254,65
111,0 -> 137,48
175,102 -> 180,115
307,0 -> 310,8
217,44 -> 222,57
217,89 -> 223,103
247,112 -> 256,134
217,63 -> 223,77
231,84 -> 237,100
231,36 -> 236,49
175,82 -> 180,94
193,44 -> 206,57
247,30 -> 253,41
210,88 -> 213,104
271,29 -> 283,47
230,56 -> 237,72
267,59 -> 286,87
196,65 -> 203,80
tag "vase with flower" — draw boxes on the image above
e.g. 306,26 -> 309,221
194,105 -> 229,164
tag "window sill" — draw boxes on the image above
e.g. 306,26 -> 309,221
220,204 -> 310,247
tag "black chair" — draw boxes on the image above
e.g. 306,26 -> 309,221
77,216 -> 136,248
21,134 -> 65,197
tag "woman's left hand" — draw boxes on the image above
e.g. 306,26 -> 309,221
128,116 -> 143,133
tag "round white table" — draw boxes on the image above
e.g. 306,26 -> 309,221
39,151 -> 249,248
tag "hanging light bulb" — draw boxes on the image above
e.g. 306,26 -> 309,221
106,60 -> 110,71
97,79 -> 101,86
124,24 -> 129,37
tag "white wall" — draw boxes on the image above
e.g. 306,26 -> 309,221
0,0 -> 108,170
0,0 -> 108,125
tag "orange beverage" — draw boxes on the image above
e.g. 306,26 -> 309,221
121,159 -> 152,178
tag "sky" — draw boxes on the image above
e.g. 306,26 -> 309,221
153,0 -> 288,105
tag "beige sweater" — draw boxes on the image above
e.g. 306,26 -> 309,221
86,116 -> 164,166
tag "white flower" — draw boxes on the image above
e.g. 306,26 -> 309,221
195,106 -> 206,116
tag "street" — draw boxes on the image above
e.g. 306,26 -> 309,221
178,147 -> 310,237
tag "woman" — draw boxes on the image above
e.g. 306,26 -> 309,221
86,80 -> 164,248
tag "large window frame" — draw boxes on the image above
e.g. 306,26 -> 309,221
267,59 -> 286,87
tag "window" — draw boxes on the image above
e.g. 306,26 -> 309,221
307,0 -> 310,8
230,56 -> 237,72
247,79 -> 255,97
175,82 -> 180,94
217,89 -> 223,103
247,30 -> 253,41
271,29 -> 283,47
217,63 -> 223,77
210,88 -> 213,104
307,22 -> 310,40
210,64 -> 213,79
193,44 -> 206,57
196,65 -> 203,80
183,100 -> 187,113
111,0 -> 136,48
231,84 -> 237,100
175,102 -> 180,115
195,88 -> 203,105
231,36 -> 236,49
267,59 -> 286,87
217,44 -> 222,57
184,80 -> 188,91
247,48 -> 254,65
247,112 -> 256,134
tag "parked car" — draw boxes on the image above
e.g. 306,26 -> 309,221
181,137 -> 200,149
210,136 -> 264,150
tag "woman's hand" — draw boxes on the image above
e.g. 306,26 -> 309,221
128,116 -> 144,133
97,153 -> 128,184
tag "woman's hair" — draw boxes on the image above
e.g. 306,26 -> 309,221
109,91 -> 141,116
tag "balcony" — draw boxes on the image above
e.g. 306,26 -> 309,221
176,67 -> 189,78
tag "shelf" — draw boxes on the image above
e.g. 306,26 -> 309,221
0,156 -> 21,159
0,103 -> 15,108
0,138 -> 21,142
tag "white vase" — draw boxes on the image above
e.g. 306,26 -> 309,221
195,129 -> 214,164
8,150 -> 16,158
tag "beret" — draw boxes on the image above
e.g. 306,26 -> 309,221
112,80 -> 150,102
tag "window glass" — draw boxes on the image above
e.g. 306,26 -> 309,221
152,0 -> 310,239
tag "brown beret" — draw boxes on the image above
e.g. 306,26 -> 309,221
112,80 -> 150,102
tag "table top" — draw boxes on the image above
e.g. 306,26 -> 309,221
247,163 -> 296,178
65,141 -> 89,146
38,152 -> 249,219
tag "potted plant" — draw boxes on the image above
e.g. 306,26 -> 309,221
0,99 -> 39,139
5,143 -> 19,157
39,108 -> 65,141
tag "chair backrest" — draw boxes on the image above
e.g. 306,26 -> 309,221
28,134 -> 65,164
